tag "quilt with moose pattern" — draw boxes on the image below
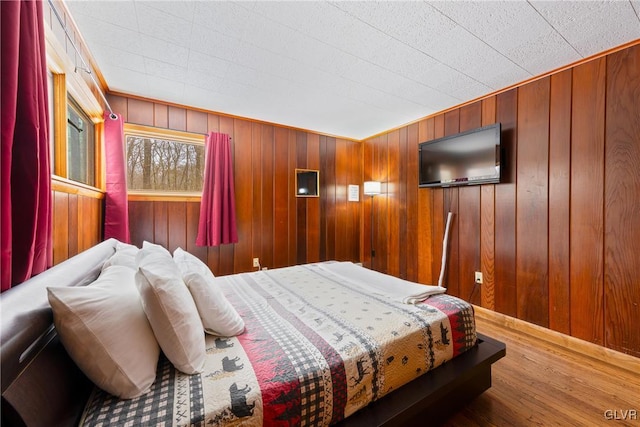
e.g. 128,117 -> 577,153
80,262 -> 476,426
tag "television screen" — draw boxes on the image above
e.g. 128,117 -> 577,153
419,123 -> 501,188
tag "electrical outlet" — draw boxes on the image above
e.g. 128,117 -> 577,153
253,258 -> 260,268
474,271 -> 483,285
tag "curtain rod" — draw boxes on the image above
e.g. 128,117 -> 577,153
47,0 -> 117,120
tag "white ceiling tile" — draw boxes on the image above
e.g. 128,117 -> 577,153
100,64 -> 148,95
66,1 -> 138,31
88,43 -> 145,74
530,1 -> 611,28
429,1 -> 539,41
336,1 -> 456,49
192,2 -> 255,42
143,57 -> 187,82
189,25 -> 243,59
137,33 -> 189,66
633,1 -> 640,19
68,16 -> 142,54
145,75 -> 185,104
136,0 -> 196,22
185,69 -> 224,93
366,38 -> 439,83
504,30 -> 581,75
134,2 -> 193,48
187,51 -> 231,78
548,2 -> 640,57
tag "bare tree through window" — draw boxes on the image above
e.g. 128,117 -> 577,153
126,135 -> 204,192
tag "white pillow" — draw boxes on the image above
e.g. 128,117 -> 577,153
173,247 -> 214,280
183,271 -> 245,337
102,244 -> 139,271
47,266 -> 159,399
135,248 -> 205,374
142,241 -> 171,257
173,248 -> 244,337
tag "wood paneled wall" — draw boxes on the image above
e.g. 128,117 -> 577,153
363,43 -> 640,357
110,95 -> 361,275
52,179 -> 104,265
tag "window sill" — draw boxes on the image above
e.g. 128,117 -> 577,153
52,175 -> 104,198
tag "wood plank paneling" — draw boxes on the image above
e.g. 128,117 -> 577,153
288,130 -> 298,265
306,134 -> 320,263
252,123 -> 263,268
296,132 -> 307,265
129,201 -> 153,246
480,185 -> 495,310
604,44 -> 640,357
67,194 -> 79,257
372,135 -> 388,272
153,201 -> 168,249
167,202 -> 186,253
126,98 -> 154,126
348,140 -> 362,263
324,137 -> 337,262
387,130 -> 400,276
154,104 -> 168,128
397,127 -> 408,279
516,77 -> 550,327
274,127 -> 289,269
458,103 -> 482,303
168,106 -> 186,131
233,119 -> 253,273
494,89 -> 518,317
261,125 -> 274,268
186,110 -> 207,134
53,192 -> 69,265
443,110 -> 460,297
548,69 -> 572,335
52,189 -> 102,267
570,58 -> 606,346
335,139 -> 348,261
185,202 -> 207,266
406,123 -> 420,283
480,96 -> 497,310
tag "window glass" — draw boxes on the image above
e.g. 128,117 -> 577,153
67,98 -> 95,186
126,134 -> 204,193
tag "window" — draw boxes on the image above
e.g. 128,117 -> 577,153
67,97 -> 95,186
125,125 -> 205,194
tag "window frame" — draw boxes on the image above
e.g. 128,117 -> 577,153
123,123 -> 206,198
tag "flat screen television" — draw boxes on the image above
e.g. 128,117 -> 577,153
418,123 -> 501,188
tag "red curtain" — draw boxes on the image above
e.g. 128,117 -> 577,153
103,111 -> 130,243
1,0 -> 52,292
196,132 -> 238,246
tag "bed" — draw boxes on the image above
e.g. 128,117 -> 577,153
1,238 -> 505,426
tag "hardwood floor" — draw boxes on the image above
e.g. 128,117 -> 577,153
443,311 -> 640,427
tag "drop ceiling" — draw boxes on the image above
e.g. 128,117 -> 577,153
65,1 -> 640,140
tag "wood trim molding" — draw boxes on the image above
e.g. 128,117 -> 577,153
473,305 -> 640,375
52,175 -> 105,199
52,72 -> 67,177
123,123 -> 205,144
127,193 -> 202,202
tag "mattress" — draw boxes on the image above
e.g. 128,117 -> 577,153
80,262 -> 477,426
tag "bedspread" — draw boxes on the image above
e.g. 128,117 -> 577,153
81,263 -> 476,426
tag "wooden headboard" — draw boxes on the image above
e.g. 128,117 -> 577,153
1,239 -> 118,427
